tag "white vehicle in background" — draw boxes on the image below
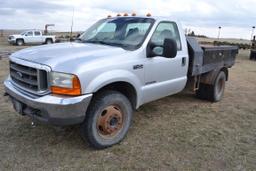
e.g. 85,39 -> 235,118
8,30 -> 56,46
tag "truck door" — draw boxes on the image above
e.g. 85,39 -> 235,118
143,22 -> 188,103
33,31 -> 43,43
23,31 -> 34,43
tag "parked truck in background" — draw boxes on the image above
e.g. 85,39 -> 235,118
8,30 -> 55,46
4,15 -> 238,149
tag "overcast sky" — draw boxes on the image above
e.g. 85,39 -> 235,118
1,0 -> 256,39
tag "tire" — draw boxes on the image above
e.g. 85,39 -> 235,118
45,39 -> 53,44
16,39 -> 24,46
196,71 -> 226,102
81,90 -> 133,149
212,71 -> 226,102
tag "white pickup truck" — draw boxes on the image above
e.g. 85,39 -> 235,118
4,16 -> 238,149
8,30 -> 56,46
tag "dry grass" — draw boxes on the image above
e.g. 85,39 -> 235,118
0,42 -> 255,170
0,37 -> 30,53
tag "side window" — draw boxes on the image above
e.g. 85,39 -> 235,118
26,31 -> 33,36
34,31 -> 41,36
151,22 -> 181,51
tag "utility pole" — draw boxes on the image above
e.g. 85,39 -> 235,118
251,26 -> 255,40
70,7 -> 75,41
217,26 -> 222,39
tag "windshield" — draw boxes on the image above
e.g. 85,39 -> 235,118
80,17 -> 155,50
21,31 -> 27,35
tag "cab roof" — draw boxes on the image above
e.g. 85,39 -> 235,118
107,16 -> 178,23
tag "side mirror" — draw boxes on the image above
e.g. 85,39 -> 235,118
147,38 -> 177,58
162,38 -> 177,58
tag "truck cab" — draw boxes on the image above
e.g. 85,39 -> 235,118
76,16 -> 189,105
4,16 -> 238,149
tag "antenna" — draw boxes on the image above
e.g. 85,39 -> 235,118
217,26 -> 222,39
70,7 -> 75,41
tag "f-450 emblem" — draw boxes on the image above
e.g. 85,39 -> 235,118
133,64 -> 143,70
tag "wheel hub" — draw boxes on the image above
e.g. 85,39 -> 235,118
97,105 -> 123,137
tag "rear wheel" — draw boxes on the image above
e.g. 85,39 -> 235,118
45,39 -> 53,44
81,90 -> 133,149
16,39 -> 24,46
212,71 -> 226,102
196,71 -> 226,102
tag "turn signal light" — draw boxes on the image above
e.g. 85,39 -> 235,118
51,75 -> 81,96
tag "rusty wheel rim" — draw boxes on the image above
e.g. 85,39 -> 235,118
96,105 -> 124,138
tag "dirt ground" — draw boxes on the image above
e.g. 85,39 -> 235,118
0,41 -> 255,170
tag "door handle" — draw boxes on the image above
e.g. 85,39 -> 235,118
182,57 -> 186,66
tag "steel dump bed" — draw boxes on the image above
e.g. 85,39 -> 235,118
187,37 -> 239,76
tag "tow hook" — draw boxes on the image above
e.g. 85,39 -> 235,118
31,113 -> 36,128
31,121 -> 36,128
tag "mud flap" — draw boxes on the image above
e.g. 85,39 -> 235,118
12,98 -> 25,115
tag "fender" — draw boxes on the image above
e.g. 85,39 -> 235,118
200,67 -> 228,85
85,70 -> 143,108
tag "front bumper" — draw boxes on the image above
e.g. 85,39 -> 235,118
8,39 -> 16,44
4,79 -> 93,126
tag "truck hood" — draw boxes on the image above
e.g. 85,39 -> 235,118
11,42 -> 128,70
10,34 -> 21,37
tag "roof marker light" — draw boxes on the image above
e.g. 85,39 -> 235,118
117,14 -> 121,17
131,13 -> 136,16
124,13 -> 128,16
146,13 -> 152,17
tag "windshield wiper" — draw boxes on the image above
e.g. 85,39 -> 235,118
83,40 -> 126,49
83,40 -> 109,45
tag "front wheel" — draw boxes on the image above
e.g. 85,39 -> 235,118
81,90 -> 133,149
16,39 -> 24,46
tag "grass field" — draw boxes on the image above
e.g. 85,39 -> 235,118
0,41 -> 256,170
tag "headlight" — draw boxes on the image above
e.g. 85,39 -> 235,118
50,72 -> 81,96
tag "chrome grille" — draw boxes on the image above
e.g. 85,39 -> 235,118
10,61 -> 48,93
